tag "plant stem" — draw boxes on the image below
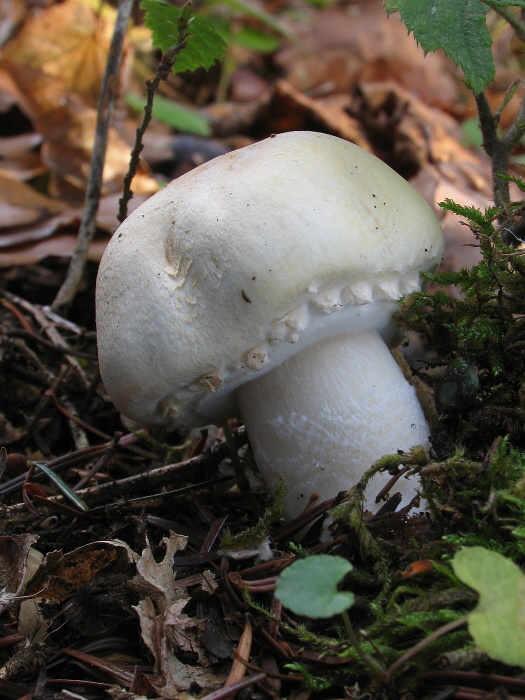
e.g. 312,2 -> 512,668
487,3 -> 525,43
385,615 -> 468,682
117,39 -> 188,222
476,92 -> 511,210
341,610 -> 387,681
476,90 -> 525,244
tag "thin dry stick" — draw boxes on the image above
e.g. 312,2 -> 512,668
117,40 -> 189,222
52,0 -> 134,312
385,615 -> 468,682
1,428 -> 247,523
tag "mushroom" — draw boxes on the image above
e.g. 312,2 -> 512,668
96,131 -> 444,520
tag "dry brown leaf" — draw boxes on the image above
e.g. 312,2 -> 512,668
270,80 -> 368,146
275,0 -> 464,112
0,133 -> 41,159
0,155 -> 44,181
131,533 -> 227,696
0,193 -> 150,266
2,0 -> 114,107
349,81 -> 484,175
0,209 -> 82,250
0,0 -> 25,48
0,533 -> 39,611
18,598 -> 48,645
0,234 -> 104,267
0,175 -> 65,228
132,532 -> 188,608
25,540 -> 138,604
0,60 -> 157,200
411,164 -> 490,275
1,3 -> 157,201
208,78 -> 368,146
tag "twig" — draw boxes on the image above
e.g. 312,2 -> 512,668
475,89 -> 525,243
2,329 -> 97,361
1,429 -> 247,524
73,432 -> 122,490
341,611 -> 387,682
52,0 -> 135,311
118,39 -> 189,222
0,432 -> 144,498
486,2 -> 525,43
200,673 -> 266,700
2,289 -> 89,387
385,615 -> 468,682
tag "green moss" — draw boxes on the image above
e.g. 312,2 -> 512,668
397,198 -> 525,451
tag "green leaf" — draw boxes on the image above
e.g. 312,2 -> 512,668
499,173 -> 525,192
234,26 -> 280,53
275,555 -> 355,618
452,546 -> 525,666
141,0 -> 226,73
484,0 -> 525,7
126,92 -> 211,136
31,461 -> 89,512
386,0 -> 495,93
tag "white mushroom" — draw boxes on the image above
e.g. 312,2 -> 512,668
96,131 -> 444,520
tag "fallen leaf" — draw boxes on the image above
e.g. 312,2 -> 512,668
0,174 -> 65,228
399,559 -> 434,578
2,0 -> 114,107
130,533 -> 227,695
25,540 -> 138,603
275,2 -> 464,112
0,533 -> 39,612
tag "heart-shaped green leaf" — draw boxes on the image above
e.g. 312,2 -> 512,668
275,555 -> 354,618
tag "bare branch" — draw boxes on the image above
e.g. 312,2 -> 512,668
52,0 -> 135,312
118,41 -> 188,223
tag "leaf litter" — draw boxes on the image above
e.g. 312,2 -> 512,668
0,0 -> 525,698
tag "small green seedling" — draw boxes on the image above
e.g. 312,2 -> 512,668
452,546 -> 525,667
275,555 -> 386,678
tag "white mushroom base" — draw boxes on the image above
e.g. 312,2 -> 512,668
236,330 -> 429,520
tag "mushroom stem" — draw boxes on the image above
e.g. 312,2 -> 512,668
236,330 -> 429,520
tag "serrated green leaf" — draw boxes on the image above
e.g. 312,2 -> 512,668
141,0 -> 189,50
484,0 -> 525,7
275,555 -> 355,618
141,0 -> 226,73
126,92 -> 211,136
452,546 -> 525,666
386,0 -> 495,93
177,14 -> 227,72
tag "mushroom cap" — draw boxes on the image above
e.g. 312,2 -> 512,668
96,131 -> 444,428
